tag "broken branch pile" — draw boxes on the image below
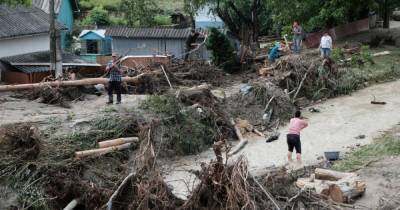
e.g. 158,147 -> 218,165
169,61 -> 226,87
225,82 -> 296,127
0,123 -> 41,160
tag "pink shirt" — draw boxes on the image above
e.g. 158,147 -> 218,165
288,118 -> 308,135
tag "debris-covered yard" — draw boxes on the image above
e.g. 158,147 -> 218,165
0,42 -> 400,210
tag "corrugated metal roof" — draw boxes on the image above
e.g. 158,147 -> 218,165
0,5 -> 67,40
105,27 -> 196,39
15,65 -> 50,73
0,50 -> 99,73
0,50 -> 95,64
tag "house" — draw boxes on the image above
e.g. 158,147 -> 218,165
33,0 -> 79,48
0,5 -> 67,58
104,27 -> 209,60
195,6 -> 224,29
0,51 -> 101,84
78,29 -> 112,62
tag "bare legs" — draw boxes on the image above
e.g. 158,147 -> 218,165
288,152 -> 302,164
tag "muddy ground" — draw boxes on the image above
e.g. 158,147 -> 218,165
0,43 -> 400,209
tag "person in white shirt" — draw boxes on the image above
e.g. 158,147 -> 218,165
319,32 -> 332,58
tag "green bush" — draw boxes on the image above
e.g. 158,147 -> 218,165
154,15 -> 172,26
206,28 -> 237,72
81,6 -> 111,26
331,47 -> 345,62
281,25 -> 293,40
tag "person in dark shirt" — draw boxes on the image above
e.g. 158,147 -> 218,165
184,29 -> 200,61
106,53 -> 123,104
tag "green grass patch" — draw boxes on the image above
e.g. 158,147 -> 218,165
332,133 -> 400,172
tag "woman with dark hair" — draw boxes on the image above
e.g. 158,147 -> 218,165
287,110 -> 308,164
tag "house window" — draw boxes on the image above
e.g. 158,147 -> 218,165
87,40 -> 99,54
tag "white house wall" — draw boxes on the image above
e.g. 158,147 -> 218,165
112,38 -> 187,59
0,34 -> 50,58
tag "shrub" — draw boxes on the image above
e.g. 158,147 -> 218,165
206,28 -> 237,73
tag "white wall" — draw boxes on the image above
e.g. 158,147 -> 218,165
0,34 -> 50,58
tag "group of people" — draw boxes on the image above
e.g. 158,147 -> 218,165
269,21 -> 333,62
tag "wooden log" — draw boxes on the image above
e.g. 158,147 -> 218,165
98,137 -> 139,148
328,176 -> 366,203
228,118 -> 248,156
63,199 -> 79,210
371,100 -> 386,105
259,66 -> 275,76
176,83 -> 213,106
372,51 -> 390,57
0,71 -> 162,92
314,168 -> 355,181
75,143 -> 132,158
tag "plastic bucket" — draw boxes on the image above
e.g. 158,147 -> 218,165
324,151 -> 340,161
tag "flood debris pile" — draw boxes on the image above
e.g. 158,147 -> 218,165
0,119 -> 144,210
225,82 -> 296,127
141,84 -> 234,156
0,123 -> 41,160
107,123 -> 184,210
19,85 -> 96,108
169,61 -> 226,87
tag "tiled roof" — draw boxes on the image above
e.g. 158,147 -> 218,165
0,5 -> 67,40
105,27 -> 200,39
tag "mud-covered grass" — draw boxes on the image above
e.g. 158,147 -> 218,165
333,127 -> 400,172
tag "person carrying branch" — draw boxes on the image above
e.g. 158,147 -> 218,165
184,29 -> 201,61
287,110 -> 308,164
106,53 -> 123,104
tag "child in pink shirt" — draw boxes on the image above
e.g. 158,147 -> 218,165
287,110 -> 308,164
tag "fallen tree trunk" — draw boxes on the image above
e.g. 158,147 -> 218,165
98,137 -> 139,148
75,143 -> 132,158
228,118 -> 248,156
297,168 -> 366,203
315,168 -> 355,181
0,71 -> 162,92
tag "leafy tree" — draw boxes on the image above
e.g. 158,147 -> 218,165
81,6 -> 111,26
206,28 -> 236,72
0,0 -> 30,6
120,0 -> 158,27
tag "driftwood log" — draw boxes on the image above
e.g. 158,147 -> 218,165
75,143 -> 132,158
0,71 -> 162,92
98,137 -> 139,148
296,168 -> 365,203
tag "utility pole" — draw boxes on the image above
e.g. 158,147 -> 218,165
49,0 -> 63,78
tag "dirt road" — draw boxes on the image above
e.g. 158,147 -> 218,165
164,80 -> 400,199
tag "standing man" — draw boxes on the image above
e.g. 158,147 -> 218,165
287,110 -> 308,164
184,29 -> 200,61
106,53 -> 123,104
319,32 -> 333,58
292,21 -> 303,53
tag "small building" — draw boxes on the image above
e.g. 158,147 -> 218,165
0,5 -> 67,58
0,51 -> 101,84
79,29 -> 112,62
32,0 -> 79,48
105,27 -> 209,60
